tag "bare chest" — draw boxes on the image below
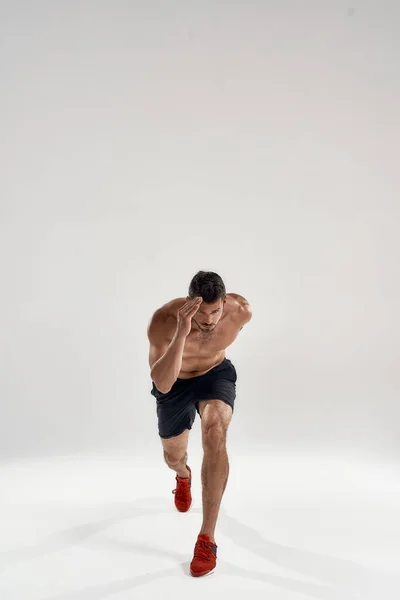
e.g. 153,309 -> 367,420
186,329 -> 221,352
180,324 -> 239,371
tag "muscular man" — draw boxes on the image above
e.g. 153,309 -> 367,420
147,271 -> 252,577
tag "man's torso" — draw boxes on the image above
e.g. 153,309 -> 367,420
157,294 -> 244,379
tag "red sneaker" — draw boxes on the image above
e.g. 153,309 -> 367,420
190,534 -> 217,577
172,465 -> 192,512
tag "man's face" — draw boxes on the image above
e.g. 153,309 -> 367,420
188,296 -> 225,332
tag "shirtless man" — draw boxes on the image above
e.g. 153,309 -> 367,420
147,271 -> 252,577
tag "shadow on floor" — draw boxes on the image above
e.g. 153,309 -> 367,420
1,495 -> 398,600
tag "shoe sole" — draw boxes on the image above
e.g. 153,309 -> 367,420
190,568 -> 215,577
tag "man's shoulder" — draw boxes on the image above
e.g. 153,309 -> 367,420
150,297 -> 184,319
226,292 -> 250,307
147,298 -> 183,341
226,293 -> 252,328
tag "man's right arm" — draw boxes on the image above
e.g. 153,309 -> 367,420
147,310 -> 186,394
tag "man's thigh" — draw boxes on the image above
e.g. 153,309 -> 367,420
196,399 -> 233,430
160,428 -> 190,458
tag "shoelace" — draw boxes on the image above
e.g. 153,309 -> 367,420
194,540 -> 215,561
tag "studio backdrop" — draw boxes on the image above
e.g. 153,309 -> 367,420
1,0 -> 399,462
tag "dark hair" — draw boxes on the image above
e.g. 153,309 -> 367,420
188,271 -> 226,303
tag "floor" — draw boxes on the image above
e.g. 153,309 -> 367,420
1,448 -> 399,600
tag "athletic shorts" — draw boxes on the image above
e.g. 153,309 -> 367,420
150,358 -> 237,439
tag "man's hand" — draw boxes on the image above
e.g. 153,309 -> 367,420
176,297 -> 202,337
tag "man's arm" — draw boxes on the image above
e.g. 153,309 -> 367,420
147,309 -> 186,394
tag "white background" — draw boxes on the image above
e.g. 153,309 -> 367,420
1,0 -> 399,462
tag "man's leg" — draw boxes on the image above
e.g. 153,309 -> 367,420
197,399 -> 233,543
161,429 -> 190,478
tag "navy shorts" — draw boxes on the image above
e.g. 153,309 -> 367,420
150,358 -> 237,439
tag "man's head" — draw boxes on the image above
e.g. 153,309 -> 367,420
187,271 -> 226,333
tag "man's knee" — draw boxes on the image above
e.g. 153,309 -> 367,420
163,448 -> 187,467
160,428 -> 189,466
202,422 -> 227,451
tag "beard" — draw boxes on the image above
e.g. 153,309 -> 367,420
193,319 -> 215,333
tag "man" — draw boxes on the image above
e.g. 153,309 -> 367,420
147,271 -> 252,577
